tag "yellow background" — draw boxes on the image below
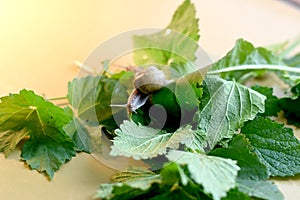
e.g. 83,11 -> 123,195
0,0 -> 300,199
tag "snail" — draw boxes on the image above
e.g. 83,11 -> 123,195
127,66 -> 169,113
133,66 -> 167,95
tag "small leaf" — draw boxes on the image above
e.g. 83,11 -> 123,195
251,85 -> 280,117
279,90 -> 300,127
242,116 -> 300,177
110,120 -> 194,159
198,76 -> 265,150
166,150 -> 240,200
237,179 -> 284,200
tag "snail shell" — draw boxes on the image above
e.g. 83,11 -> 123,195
133,66 -> 166,94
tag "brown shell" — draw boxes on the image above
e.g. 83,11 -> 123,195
133,66 -> 166,94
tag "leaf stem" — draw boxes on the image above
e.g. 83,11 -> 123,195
206,64 -> 300,75
47,96 -> 68,101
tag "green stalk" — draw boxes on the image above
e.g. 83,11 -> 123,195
206,64 -> 300,75
47,96 -> 68,101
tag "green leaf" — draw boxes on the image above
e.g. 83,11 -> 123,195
208,134 -> 284,199
174,69 -> 204,113
237,179 -> 283,200
67,75 -> 129,130
197,76 -> 265,150
242,116 -> 300,177
21,135 -> 75,179
94,167 -> 161,200
160,162 -> 187,186
166,150 -> 240,200
110,120 -> 194,160
158,163 -> 214,200
251,85 -> 280,117
0,89 -> 75,179
94,164 -> 212,200
150,84 -> 181,129
210,39 -> 282,83
209,134 -> 269,181
133,0 -> 199,66
279,85 -> 300,127
291,82 -> 300,96
221,188 -> 251,200
63,118 -> 102,153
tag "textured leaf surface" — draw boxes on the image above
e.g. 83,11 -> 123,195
209,134 -> 268,181
209,134 -> 284,199
198,76 -> 265,149
242,117 -> 300,177
0,90 -> 75,179
110,121 -> 194,159
167,150 -> 240,200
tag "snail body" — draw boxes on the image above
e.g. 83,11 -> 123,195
127,66 -> 168,113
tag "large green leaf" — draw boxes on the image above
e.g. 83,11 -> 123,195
133,0 -> 199,66
209,134 -> 284,199
242,117 -> 300,177
67,75 -> 129,129
0,89 -> 75,179
197,76 -> 265,150
110,120 -> 194,160
209,134 -> 268,181
21,134 -> 75,179
166,150 -> 240,200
